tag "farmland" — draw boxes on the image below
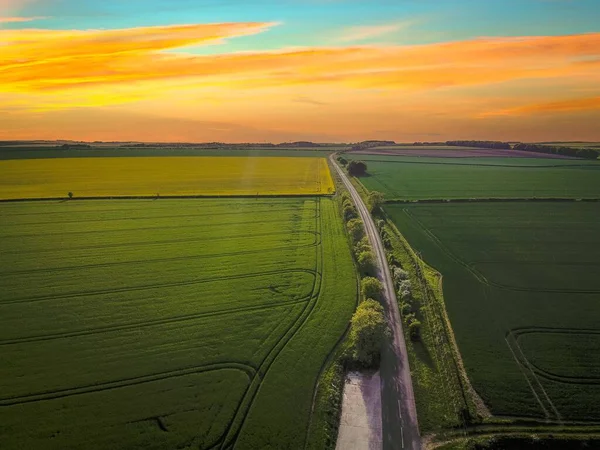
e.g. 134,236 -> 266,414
385,202 -> 600,421
0,197 -> 356,449
345,154 -> 600,200
0,156 -> 335,199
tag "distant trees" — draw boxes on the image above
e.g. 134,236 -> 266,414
68,192 -> 73,199
337,156 -> 348,166
513,143 -> 599,160
348,299 -> 388,367
347,160 -> 367,177
446,140 -> 511,149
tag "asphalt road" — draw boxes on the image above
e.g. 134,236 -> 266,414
331,155 -> 421,450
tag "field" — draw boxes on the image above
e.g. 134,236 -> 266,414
345,154 -> 600,200
0,156 -> 335,199
0,147 -> 338,161
0,197 -> 356,449
385,202 -> 600,421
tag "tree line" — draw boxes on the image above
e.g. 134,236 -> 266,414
513,143 -> 599,160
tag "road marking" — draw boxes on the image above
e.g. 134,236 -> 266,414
401,426 -> 405,449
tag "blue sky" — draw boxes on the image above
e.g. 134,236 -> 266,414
5,0 -> 600,50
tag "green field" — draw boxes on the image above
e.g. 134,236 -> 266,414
0,147 -> 337,161
0,197 -> 356,449
346,155 -> 600,200
385,202 -> 600,421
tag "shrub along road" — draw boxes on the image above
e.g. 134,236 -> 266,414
331,155 -> 421,450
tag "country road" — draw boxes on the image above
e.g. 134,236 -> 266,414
331,155 -> 421,450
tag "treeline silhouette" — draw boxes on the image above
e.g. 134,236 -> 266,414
513,143 -> 598,160
446,140 -> 511,149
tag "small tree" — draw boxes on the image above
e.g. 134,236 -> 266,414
347,160 -> 367,177
358,250 -> 376,274
368,191 -> 385,214
68,192 -> 73,199
361,277 -> 383,300
347,218 -> 365,242
348,299 -> 388,367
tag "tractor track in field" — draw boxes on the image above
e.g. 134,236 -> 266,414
0,295 -> 314,346
0,228 -> 317,256
506,328 -> 600,386
0,201 -> 312,217
219,198 -> 325,450
0,362 -> 256,406
2,267 -> 318,305
0,214 -> 317,240
0,232 -> 319,278
0,206 -> 307,226
401,208 -> 600,295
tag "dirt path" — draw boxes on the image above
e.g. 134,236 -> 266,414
331,155 -> 421,450
336,371 -> 382,450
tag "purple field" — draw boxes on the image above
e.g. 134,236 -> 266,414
351,148 -> 573,159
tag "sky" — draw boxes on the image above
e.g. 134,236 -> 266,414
1,0 -> 599,143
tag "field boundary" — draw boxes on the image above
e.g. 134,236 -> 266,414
385,197 -> 600,204
0,362 -> 255,406
0,194 -> 334,203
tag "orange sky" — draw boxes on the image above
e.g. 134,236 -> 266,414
1,14 -> 599,142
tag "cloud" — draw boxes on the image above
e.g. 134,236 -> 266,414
0,27 -> 599,112
0,15 -> 45,22
482,96 -> 600,117
337,22 -> 412,43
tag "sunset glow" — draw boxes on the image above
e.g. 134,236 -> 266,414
1,0 -> 599,142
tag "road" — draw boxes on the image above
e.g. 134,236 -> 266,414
331,154 -> 421,450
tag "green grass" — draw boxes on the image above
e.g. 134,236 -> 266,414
345,155 -> 600,200
0,197 -> 356,449
385,202 -> 600,421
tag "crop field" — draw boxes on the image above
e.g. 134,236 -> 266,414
0,156 -> 335,199
0,197 -> 356,449
385,202 -> 600,421
345,154 -> 600,200
0,147 -> 338,161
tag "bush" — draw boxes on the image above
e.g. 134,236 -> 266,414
357,250 -> 376,273
399,302 -> 412,316
361,277 -> 383,300
354,236 -> 371,254
399,280 -> 411,292
408,319 -> 421,341
343,204 -> 357,221
392,267 -> 409,284
399,288 -> 411,301
346,218 -> 365,242
367,191 -> 384,213
348,299 -> 388,367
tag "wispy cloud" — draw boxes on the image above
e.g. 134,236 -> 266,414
0,15 -> 46,22
337,21 -> 412,43
0,26 -> 599,113
481,96 -> 600,117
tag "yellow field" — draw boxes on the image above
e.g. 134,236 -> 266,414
0,156 -> 335,199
